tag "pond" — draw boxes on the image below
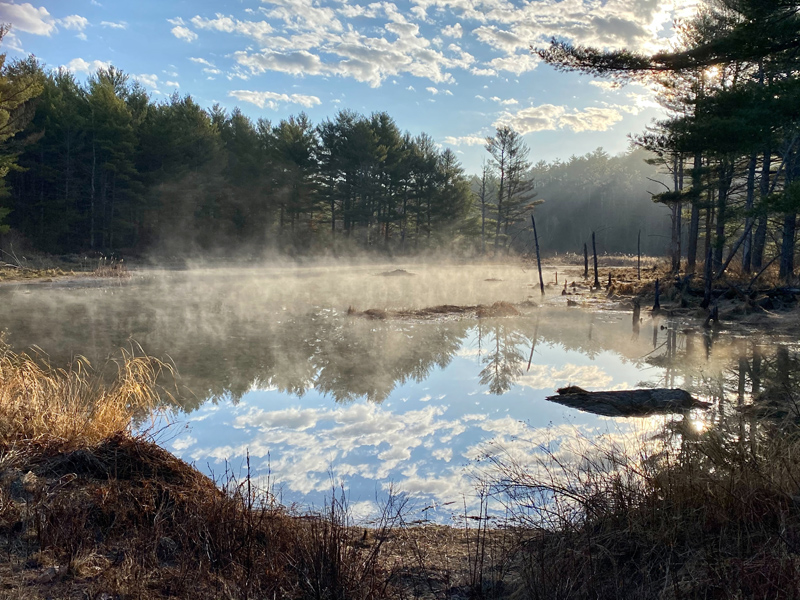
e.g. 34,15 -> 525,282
0,263 -> 795,522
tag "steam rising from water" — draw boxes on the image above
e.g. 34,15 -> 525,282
0,261 -> 794,521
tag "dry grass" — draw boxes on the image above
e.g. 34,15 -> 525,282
91,257 -> 131,279
481,419 -> 800,599
0,344 -> 407,599
0,344 -> 168,449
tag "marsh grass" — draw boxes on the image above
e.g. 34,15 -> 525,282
0,344 -> 405,599
480,419 -> 800,599
0,343 -> 170,448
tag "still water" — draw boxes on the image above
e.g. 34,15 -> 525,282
0,263 -> 793,521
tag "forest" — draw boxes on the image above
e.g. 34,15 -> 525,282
0,26 -> 676,259
540,0 -> 800,281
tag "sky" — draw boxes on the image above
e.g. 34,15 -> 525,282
0,0 -> 697,174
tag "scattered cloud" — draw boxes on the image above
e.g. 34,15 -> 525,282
0,2 -> 55,35
189,56 -> 222,75
171,25 -> 198,42
442,22 -> 462,38
100,21 -> 127,29
228,89 -> 322,109
473,25 -> 525,53
495,103 -> 623,134
134,73 -> 159,89
190,14 -> 274,44
65,57 -> 111,74
165,80 -> 180,88
490,96 -> 518,105
590,80 -> 624,91
487,52 -> 539,75
471,66 -> 496,77
443,135 -> 486,146
59,15 -> 89,31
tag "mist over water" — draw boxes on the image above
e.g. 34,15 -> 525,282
1,262 -> 795,521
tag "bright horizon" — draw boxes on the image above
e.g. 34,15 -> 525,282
1,0 -> 697,174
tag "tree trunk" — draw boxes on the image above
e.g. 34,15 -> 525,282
714,161 -> 733,268
686,153 -> 702,272
752,147 -> 771,270
779,212 -> 796,282
742,153 -> 757,272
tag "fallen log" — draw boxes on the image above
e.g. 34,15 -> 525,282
546,386 -> 711,417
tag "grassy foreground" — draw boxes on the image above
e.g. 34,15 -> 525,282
1,342 -> 800,599
0,346 -> 401,599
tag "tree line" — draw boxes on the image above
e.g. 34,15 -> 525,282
0,26 -> 676,260
0,43 -> 480,255
540,0 -> 800,281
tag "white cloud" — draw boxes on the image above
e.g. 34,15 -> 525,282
190,14 -> 274,44
234,50 -> 326,78
490,96 -> 518,105
443,135 -> 486,146
471,66 -> 496,77
0,2 -> 55,35
229,89 -> 322,109
473,25 -> 524,53
134,73 -> 159,89
172,435 -> 196,451
65,57 -> 111,74
426,86 -> 439,95
168,0 -> 691,90
189,57 -> 215,67
59,15 -> 88,31
590,80 -> 623,91
487,52 -> 539,75
77,32 -> 87,41
442,22 -> 462,38
101,21 -> 127,29
494,103 -> 623,134
171,25 -> 198,42
517,364 -> 615,390
559,107 -> 624,132
259,0 -> 343,34
165,80 -> 180,88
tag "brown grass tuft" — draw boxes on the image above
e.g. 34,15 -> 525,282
0,344 -> 170,449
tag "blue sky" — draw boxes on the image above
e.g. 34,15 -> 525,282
0,0 -> 696,174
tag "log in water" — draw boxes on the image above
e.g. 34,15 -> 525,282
546,386 -> 711,417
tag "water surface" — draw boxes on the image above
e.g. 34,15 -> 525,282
1,264 -> 794,521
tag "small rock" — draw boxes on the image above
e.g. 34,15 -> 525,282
35,565 -> 63,584
157,536 -> 179,562
22,471 -> 40,493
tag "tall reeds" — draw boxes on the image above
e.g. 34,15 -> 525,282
0,343 -> 170,448
481,419 -> 800,599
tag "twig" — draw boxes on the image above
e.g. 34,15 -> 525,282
748,255 -> 780,290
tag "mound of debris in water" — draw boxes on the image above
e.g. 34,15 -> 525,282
546,386 -> 710,417
377,269 -> 415,277
348,301 -> 521,320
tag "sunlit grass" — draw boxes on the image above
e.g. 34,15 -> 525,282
0,342 -> 171,448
